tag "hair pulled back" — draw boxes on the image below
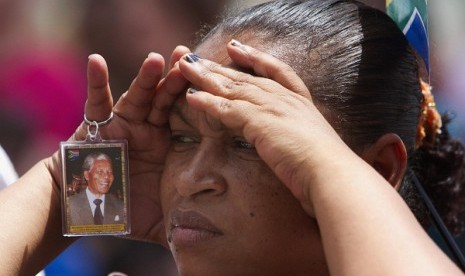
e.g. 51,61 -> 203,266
204,0 -> 465,234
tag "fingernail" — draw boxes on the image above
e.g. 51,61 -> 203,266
148,52 -> 157,58
230,39 -> 243,47
230,39 -> 249,55
185,53 -> 201,63
187,88 -> 198,94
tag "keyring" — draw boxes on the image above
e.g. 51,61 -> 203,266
60,109 -> 130,237
84,112 -> 114,126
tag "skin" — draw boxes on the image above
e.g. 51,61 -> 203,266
161,97 -> 328,275
84,159 -> 114,197
160,35 -> 329,275
0,49 -> 185,274
167,35 -> 463,275
0,34 -> 462,275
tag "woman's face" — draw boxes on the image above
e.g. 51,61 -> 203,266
160,37 -> 328,275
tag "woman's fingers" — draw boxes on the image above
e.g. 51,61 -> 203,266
148,66 -> 188,126
186,90 -> 253,133
85,54 -> 113,122
178,44 -> 310,104
148,46 -> 191,126
169,45 -> 191,69
178,53 -> 261,103
227,39 -> 311,98
114,53 -> 165,123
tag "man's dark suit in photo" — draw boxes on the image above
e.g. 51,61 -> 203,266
68,191 -> 124,225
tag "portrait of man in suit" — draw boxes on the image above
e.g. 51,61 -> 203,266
68,152 -> 124,226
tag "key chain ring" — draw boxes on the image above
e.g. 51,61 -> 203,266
84,112 -> 114,126
86,122 -> 100,141
84,112 -> 113,142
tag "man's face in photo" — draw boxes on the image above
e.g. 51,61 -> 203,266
85,159 -> 114,196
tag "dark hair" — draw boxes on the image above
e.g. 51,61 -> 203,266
203,0 -> 465,234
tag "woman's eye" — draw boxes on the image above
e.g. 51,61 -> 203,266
231,137 -> 260,161
232,137 -> 255,150
171,134 -> 196,144
170,133 -> 199,153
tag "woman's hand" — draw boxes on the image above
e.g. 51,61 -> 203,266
177,40 -> 349,215
53,46 -> 190,245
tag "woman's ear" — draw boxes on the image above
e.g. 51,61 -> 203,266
360,133 -> 407,190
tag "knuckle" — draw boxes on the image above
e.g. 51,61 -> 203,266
224,80 -> 245,91
219,99 -> 232,110
222,72 -> 252,93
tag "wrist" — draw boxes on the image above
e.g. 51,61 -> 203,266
43,151 -> 63,192
292,143 -> 364,216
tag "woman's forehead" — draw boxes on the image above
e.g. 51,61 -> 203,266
194,37 -> 235,66
195,33 -> 296,72
195,33 -> 267,63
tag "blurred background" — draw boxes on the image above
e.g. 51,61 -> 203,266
0,0 -> 463,275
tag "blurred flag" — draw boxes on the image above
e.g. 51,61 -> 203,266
386,0 -> 429,73
67,149 -> 80,161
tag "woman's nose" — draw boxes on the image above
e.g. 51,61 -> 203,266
174,145 -> 227,199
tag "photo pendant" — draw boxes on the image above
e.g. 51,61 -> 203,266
60,121 -> 130,236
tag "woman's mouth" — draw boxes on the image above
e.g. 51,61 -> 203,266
168,209 -> 223,247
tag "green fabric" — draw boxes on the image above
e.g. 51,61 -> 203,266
386,0 -> 428,32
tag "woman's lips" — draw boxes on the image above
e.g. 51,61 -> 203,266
168,209 -> 223,247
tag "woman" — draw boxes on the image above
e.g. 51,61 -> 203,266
0,0 -> 463,275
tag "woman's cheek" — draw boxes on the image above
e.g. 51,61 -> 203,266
160,154 -> 182,211
229,160 -> 287,218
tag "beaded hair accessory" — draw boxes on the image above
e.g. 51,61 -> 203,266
416,79 -> 442,148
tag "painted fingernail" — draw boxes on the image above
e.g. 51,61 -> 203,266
187,88 -> 198,94
230,39 -> 249,55
231,39 -> 243,47
185,53 -> 201,63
